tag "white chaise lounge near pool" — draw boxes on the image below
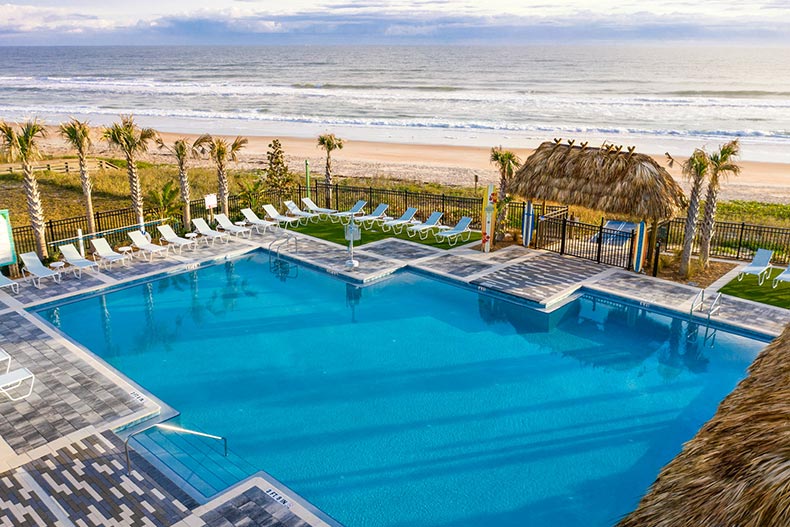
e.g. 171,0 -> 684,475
215,213 -> 252,238
434,216 -> 473,246
284,200 -> 320,224
356,203 -> 390,229
192,218 -> 230,245
301,197 -> 336,218
20,252 -> 61,288
128,231 -> 169,261
737,248 -> 773,285
157,225 -> 197,254
380,207 -> 418,234
90,238 -> 129,268
59,244 -> 100,278
262,204 -> 302,228
0,273 -> 19,294
241,208 -> 278,234
407,211 -> 443,240
330,200 -> 367,224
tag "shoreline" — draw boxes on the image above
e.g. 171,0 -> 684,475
23,124 -> 790,204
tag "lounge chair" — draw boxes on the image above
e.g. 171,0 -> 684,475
192,218 -> 231,245
215,213 -> 252,238
406,212 -> 443,240
262,204 -> 302,228
381,208 -> 418,234
157,225 -> 197,254
0,274 -> 19,294
434,217 -> 474,246
241,208 -> 278,234
0,367 -> 35,401
737,248 -> 773,285
0,347 -> 9,373
330,200 -> 367,224
284,200 -> 320,224
356,204 -> 390,229
772,267 -> 790,289
90,238 -> 129,268
59,244 -> 100,278
20,252 -> 61,288
128,231 -> 169,261
301,197 -> 336,218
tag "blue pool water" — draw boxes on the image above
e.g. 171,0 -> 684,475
38,251 -> 764,527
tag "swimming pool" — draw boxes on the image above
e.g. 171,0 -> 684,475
38,251 -> 764,527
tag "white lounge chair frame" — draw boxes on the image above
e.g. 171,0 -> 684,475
301,197 -> 336,218
0,273 -> 19,294
241,208 -> 278,234
284,201 -> 320,224
90,238 -> 129,269
381,208 -> 418,234
0,367 -> 35,402
262,204 -> 302,228
157,225 -> 197,254
434,217 -> 474,246
59,244 -> 100,278
215,214 -> 252,238
192,218 -> 231,246
128,231 -> 169,262
772,267 -> 790,289
406,212 -> 443,240
20,252 -> 62,288
330,200 -> 367,224
737,248 -> 773,286
356,204 -> 390,230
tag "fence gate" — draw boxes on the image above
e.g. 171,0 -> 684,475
534,214 -> 636,269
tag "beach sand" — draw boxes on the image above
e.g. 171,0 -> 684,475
36,126 -> 790,203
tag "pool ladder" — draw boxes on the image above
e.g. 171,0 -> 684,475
688,290 -> 721,347
268,233 -> 299,279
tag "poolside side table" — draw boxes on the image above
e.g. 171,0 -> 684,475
234,221 -> 248,227
49,261 -> 66,277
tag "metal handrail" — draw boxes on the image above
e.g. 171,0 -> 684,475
124,422 -> 227,474
690,290 -> 705,316
707,292 -> 723,320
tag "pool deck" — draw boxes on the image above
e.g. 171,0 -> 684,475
0,225 -> 788,526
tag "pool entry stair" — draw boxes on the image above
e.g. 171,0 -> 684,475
128,421 -> 256,500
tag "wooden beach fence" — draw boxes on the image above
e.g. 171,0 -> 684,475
1,158 -> 120,175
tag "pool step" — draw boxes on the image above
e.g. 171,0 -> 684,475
130,425 -> 256,499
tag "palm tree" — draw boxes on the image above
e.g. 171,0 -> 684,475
102,115 -> 157,229
0,120 -> 49,259
194,134 -> 247,216
317,133 -> 344,208
698,140 -> 741,269
678,149 -> 709,278
59,118 -> 96,234
147,181 -> 181,220
156,136 -> 201,228
489,146 -> 521,241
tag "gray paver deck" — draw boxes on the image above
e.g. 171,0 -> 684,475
416,253 -> 495,278
472,253 -> 609,304
360,238 -> 441,260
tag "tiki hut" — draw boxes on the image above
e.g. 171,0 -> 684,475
618,325 -> 790,527
511,140 -> 685,220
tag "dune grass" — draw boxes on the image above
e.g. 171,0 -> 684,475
719,267 -> 790,309
290,218 -> 481,249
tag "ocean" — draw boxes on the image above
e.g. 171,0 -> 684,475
1,45 -> 789,161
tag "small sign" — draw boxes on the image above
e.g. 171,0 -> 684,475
204,194 -> 217,210
0,210 -> 17,267
345,223 -> 361,242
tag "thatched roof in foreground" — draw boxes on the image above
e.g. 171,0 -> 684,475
618,325 -> 790,527
511,140 -> 686,219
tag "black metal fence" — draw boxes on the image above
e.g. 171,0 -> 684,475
535,215 -> 635,269
661,218 -> 790,265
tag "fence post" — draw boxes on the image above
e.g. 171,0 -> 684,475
596,220 -> 604,263
334,183 -> 339,210
442,194 -> 446,216
652,241 -> 661,277
627,232 -> 635,270
736,222 -> 746,259
560,217 -> 567,255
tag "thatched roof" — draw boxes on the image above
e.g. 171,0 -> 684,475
618,325 -> 790,527
511,140 -> 686,219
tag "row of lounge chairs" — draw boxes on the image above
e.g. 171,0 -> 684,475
737,248 -> 790,288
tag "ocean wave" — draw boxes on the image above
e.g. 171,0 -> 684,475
2,103 -> 788,142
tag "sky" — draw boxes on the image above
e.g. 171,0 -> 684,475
1,0 -> 789,45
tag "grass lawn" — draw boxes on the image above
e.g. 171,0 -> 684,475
290,218 -> 482,250
719,267 -> 790,309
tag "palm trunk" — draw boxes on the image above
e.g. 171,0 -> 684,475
178,164 -> 191,229
126,153 -> 145,229
23,162 -> 48,259
679,177 -> 704,277
495,174 -> 508,242
324,152 -> 333,209
78,153 -> 96,234
698,179 -> 720,269
217,161 -> 229,216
